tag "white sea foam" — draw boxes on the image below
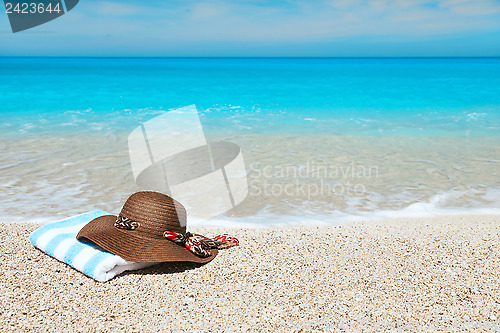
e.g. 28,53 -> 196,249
8,187 -> 500,227
187,187 -> 500,228
189,203 -> 500,229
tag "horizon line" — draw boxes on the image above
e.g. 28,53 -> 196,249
0,56 -> 499,59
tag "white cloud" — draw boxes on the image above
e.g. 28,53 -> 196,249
444,0 -> 500,16
97,2 -> 143,16
80,0 -> 500,41
190,2 -> 230,20
1,0 -> 499,56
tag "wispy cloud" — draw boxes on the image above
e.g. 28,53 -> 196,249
1,0 -> 499,56
96,2 -> 144,16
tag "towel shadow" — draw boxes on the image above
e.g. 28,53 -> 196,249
120,261 -> 204,278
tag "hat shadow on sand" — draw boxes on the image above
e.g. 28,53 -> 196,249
121,261 -> 204,278
77,238 -> 207,278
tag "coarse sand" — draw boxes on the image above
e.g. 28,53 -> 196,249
1,215 -> 499,332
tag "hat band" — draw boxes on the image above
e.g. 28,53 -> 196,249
164,231 -> 239,258
115,216 -> 139,230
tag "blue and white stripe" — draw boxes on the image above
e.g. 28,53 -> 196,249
30,210 -> 155,282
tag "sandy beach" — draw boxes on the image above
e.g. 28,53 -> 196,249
0,215 -> 499,332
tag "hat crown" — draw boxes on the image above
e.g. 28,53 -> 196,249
119,191 -> 186,237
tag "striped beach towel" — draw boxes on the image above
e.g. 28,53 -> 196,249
29,210 -> 156,282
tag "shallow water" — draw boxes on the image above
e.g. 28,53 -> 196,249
1,132 -> 499,225
1,57 -> 499,226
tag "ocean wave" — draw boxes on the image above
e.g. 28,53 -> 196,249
5,187 -> 500,228
189,189 -> 500,228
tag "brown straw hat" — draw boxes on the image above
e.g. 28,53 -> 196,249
76,191 -> 217,263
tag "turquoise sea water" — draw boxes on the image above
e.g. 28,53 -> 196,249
1,57 -> 500,137
1,57 -> 499,225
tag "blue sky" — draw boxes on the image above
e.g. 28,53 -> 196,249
1,0 -> 499,56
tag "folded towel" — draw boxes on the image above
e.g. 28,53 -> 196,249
30,210 -> 156,282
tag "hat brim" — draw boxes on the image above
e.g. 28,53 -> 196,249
76,215 -> 218,264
